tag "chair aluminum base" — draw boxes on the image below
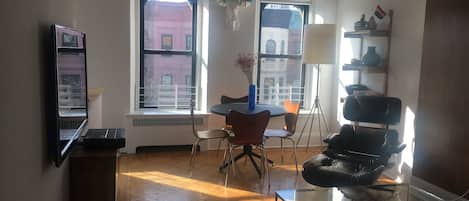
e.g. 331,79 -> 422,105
223,144 -> 270,188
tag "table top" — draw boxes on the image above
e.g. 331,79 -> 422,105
210,103 -> 285,117
275,185 -> 408,201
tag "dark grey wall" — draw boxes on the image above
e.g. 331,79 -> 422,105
0,1 -> 79,200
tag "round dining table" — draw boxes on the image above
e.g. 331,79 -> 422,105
210,102 -> 285,177
210,103 -> 285,117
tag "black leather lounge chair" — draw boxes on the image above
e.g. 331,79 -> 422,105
302,96 -> 406,187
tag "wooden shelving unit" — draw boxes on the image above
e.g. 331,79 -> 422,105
344,30 -> 390,38
342,64 -> 387,73
342,10 -> 393,95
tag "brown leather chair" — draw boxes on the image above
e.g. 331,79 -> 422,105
224,110 -> 271,187
264,100 -> 300,174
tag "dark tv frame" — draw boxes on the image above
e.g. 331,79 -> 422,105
46,24 -> 89,167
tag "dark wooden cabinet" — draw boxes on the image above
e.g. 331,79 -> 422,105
70,146 -> 119,201
414,0 -> 469,198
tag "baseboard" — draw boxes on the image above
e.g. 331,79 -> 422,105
411,176 -> 468,201
136,145 -> 197,153
205,144 -> 325,151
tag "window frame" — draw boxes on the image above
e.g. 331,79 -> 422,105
139,0 -> 198,109
257,3 -> 309,107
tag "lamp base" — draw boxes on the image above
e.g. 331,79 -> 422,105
297,96 -> 330,151
296,64 -> 330,151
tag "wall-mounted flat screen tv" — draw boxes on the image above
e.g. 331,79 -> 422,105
47,24 -> 88,167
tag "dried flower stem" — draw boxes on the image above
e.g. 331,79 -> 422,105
236,53 -> 257,84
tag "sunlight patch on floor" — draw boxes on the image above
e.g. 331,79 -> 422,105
123,171 -> 266,200
274,165 -> 298,172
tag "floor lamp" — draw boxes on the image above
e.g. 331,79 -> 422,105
297,24 -> 337,151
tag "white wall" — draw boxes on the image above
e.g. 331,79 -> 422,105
15,0 -> 338,154
122,0 -> 340,153
386,0 -> 426,182
336,0 -> 426,181
0,1 -> 79,201
71,0 -> 131,129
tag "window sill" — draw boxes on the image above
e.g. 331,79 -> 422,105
127,109 -> 315,118
127,110 -> 210,118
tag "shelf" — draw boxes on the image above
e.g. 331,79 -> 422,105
344,30 -> 390,38
343,64 -> 387,73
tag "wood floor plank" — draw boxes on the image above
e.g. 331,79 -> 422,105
116,147 -> 395,201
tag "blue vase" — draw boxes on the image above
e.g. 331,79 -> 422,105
362,46 -> 381,66
248,84 -> 256,111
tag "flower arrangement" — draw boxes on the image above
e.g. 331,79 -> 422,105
236,53 -> 257,84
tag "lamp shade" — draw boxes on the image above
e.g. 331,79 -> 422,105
303,24 -> 337,64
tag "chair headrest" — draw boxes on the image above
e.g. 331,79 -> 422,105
343,96 -> 401,124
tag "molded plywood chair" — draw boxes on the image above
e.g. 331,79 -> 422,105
224,110 -> 271,187
220,95 -> 249,104
220,95 -> 248,129
189,102 -> 228,170
264,100 -> 301,174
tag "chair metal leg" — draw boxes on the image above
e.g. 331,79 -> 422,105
224,167 -> 229,187
229,144 -> 236,176
222,139 -> 228,165
259,146 -> 266,186
216,138 -> 223,157
189,139 -> 200,170
286,137 -> 299,175
280,138 -> 284,164
225,143 -> 234,187
258,146 -> 266,175
261,145 -> 271,188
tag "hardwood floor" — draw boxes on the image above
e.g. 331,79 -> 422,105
116,147 -> 395,201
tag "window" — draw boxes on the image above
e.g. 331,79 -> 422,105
161,74 -> 173,85
258,3 -> 308,106
140,0 -> 197,109
263,77 -> 275,100
280,40 -> 285,54
161,34 -> 173,49
265,39 -> 276,54
185,34 -> 192,50
185,75 -> 191,86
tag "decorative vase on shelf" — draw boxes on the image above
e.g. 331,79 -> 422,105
248,84 -> 256,111
362,46 -> 381,66
368,16 -> 377,30
354,14 -> 367,31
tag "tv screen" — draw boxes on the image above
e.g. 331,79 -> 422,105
47,24 -> 88,166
